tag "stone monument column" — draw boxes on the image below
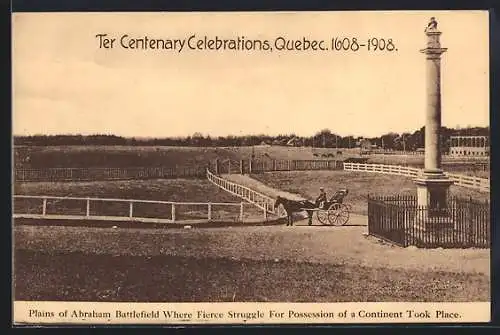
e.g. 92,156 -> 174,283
414,17 -> 453,227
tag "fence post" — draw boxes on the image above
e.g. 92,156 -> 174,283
171,203 -> 176,222
240,160 -> 244,174
263,207 -> 268,221
86,198 -> 90,217
42,198 -> 47,216
249,159 -> 253,174
240,202 -> 244,222
129,202 -> 133,218
208,203 -> 212,220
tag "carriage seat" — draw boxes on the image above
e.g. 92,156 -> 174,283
329,189 -> 348,204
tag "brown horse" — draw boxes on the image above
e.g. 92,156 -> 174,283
274,196 -> 316,226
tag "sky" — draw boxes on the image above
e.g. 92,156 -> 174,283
12,11 -> 489,138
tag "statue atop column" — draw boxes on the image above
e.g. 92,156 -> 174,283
425,17 -> 438,32
422,17 -> 446,54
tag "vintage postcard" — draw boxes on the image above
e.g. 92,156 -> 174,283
12,10 -> 490,325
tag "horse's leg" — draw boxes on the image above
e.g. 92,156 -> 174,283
307,210 -> 313,226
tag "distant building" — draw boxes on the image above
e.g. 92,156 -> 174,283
449,135 -> 489,156
359,139 -> 372,151
286,137 -> 302,147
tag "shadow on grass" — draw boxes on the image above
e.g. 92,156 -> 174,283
13,218 -> 287,229
14,250 -> 489,303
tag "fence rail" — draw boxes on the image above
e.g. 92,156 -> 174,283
14,166 -> 207,182
344,163 -> 489,192
214,159 -> 343,175
15,160 -> 489,193
14,159 -> 344,182
446,173 -> 490,192
206,169 -> 280,219
13,194 -> 252,224
367,195 -> 490,248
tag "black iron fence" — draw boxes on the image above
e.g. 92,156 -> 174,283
367,195 -> 490,248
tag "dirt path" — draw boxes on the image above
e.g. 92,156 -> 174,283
14,225 -> 489,275
222,174 -> 306,201
221,173 -> 367,223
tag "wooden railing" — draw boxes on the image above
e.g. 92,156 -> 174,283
206,169 -> 281,219
343,162 -> 420,177
344,163 -> 489,192
213,159 -> 343,174
14,166 -> 207,182
446,173 -> 490,192
14,159 -> 343,182
13,195 -> 248,224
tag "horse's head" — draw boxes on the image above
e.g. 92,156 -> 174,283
274,196 -> 283,209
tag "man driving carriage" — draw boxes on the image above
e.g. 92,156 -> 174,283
315,187 -> 328,208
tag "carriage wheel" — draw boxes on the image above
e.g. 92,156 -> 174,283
316,209 -> 328,225
339,204 -> 351,225
327,203 -> 349,226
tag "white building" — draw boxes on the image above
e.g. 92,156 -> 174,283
449,135 -> 489,156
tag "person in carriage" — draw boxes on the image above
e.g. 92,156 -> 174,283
315,187 -> 328,209
316,188 -> 349,208
331,188 -> 349,202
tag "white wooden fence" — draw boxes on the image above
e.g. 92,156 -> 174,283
446,173 -> 490,192
206,169 -> 281,219
343,163 -> 489,192
343,162 -> 420,177
13,195 -> 247,224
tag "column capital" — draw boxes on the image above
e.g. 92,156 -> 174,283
424,30 -> 442,36
420,47 -> 447,55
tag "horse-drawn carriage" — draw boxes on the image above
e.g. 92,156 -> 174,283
313,189 -> 351,226
274,188 -> 351,226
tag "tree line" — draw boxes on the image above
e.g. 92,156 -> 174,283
13,126 -> 489,150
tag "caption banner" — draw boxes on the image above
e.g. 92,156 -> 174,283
14,301 -> 490,324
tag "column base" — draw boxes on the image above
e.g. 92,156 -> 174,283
413,173 -> 454,231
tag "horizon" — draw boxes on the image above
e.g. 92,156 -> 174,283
12,122 -> 490,141
13,12 -> 489,138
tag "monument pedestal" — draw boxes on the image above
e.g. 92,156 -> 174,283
413,170 -> 454,231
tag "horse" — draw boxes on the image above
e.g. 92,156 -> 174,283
274,196 -> 316,226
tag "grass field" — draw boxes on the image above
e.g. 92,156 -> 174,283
15,146 -> 240,168
251,171 -> 490,215
13,179 -> 264,222
15,145 -> 489,178
13,225 -> 489,302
